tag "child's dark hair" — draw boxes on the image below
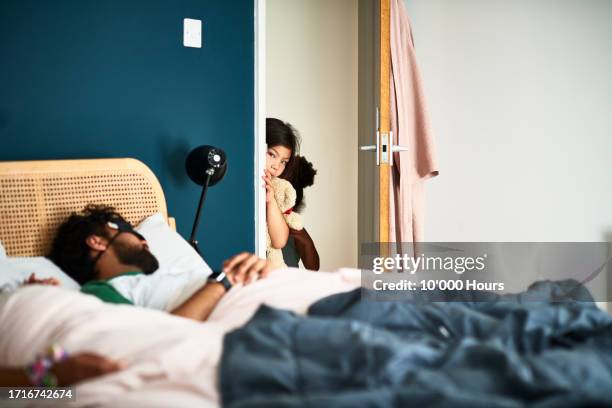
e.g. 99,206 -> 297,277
266,118 -> 314,211
281,155 -> 317,212
266,118 -> 300,159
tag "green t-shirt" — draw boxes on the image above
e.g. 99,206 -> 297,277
80,272 -> 141,305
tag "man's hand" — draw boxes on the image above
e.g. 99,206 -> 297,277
49,353 -> 124,386
23,273 -> 60,286
223,252 -> 273,285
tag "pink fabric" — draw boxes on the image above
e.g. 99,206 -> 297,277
389,0 -> 439,245
0,268 -> 359,407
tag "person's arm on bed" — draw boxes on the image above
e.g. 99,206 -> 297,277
0,368 -> 32,386
0,353 -> 123,386
170,281 -> 226,321
171,252 -> 272,321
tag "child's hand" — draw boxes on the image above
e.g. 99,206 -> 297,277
23,273 -> 60,286
262,170 -> 274,203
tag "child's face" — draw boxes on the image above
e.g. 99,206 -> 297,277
266,145 -> 292,177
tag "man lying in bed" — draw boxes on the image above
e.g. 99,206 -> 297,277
46,204 -> 272,322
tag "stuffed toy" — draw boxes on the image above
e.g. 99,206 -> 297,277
266,177 -> 303,268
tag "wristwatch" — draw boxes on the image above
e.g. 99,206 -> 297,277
208,271 -> 232,291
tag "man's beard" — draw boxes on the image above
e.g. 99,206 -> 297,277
113,241 -> 159,275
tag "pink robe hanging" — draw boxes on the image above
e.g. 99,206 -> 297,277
389,0 -> 439,245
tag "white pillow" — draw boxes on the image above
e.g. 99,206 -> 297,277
135,213 -> 213,306
0,257 -> 80,293
0,241 -> 6,260
135,213 -> 213,275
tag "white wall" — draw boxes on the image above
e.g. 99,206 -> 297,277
404,0 -> 612,242
266,0 -> 358,270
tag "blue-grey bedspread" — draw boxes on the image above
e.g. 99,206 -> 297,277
220,280 -> 612,407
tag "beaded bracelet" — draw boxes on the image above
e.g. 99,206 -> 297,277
26,344 -> 69,387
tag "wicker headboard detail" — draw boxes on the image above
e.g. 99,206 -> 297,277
0,158 -> 174,257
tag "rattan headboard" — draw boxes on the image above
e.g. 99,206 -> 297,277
0,158 -> 175,257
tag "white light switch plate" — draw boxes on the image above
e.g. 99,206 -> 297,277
183,18 -> 202,48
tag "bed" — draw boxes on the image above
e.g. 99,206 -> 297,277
0,158 -> 360,407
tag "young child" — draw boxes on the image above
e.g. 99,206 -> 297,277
263,118 -> 319,269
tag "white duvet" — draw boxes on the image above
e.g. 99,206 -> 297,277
0,268 -> 360,408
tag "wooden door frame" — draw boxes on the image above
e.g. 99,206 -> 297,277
379,0 -> 391,243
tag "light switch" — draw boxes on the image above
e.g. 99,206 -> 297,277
183,18 -> 202,48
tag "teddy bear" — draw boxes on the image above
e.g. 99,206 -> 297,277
266,177 -> 303,268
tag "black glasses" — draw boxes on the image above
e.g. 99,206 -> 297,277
91,218 -> 146,267
107,218 -> 146,241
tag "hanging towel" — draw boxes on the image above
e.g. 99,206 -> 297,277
389,0 -> 439,247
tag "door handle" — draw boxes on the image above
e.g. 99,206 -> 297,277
359,108 -> 408,166
388,131 -> 408,166
360,131 -> 409,166
359,131 -> 381,165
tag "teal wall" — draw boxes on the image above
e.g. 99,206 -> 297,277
0,0 -> 255,269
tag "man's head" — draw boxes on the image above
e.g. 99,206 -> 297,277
48,205 -> 159,285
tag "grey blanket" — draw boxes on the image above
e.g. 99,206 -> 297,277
220,280 -> 612,407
